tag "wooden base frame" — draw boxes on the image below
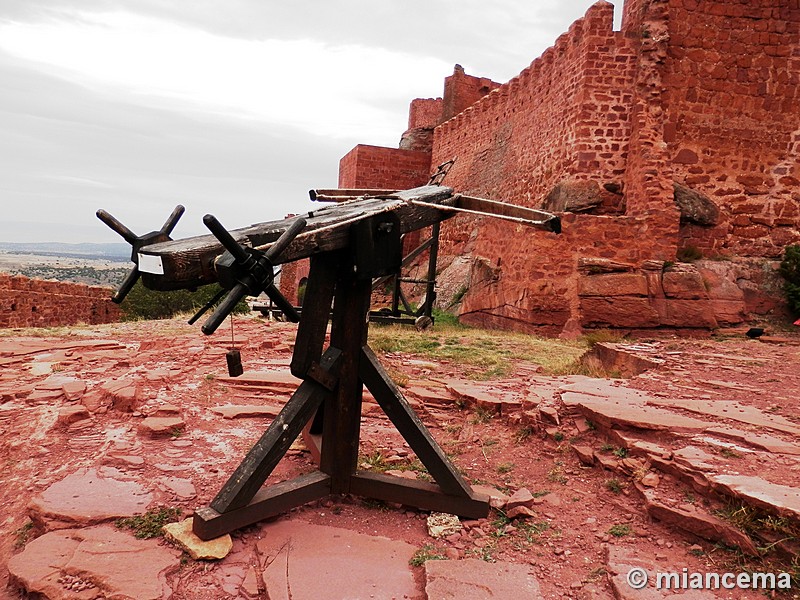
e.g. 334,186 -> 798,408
192,250 -> 489,541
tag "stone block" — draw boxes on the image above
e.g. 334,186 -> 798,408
580,297 -> 660,328
578,273 -> 649,297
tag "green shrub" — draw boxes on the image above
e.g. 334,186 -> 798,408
676,245 -> 703,262
780,245 -> 800,316
121,281 -> 247,321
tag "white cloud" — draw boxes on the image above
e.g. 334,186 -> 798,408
0,10 -> 451,142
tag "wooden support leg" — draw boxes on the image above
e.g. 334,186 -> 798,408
359,345 -> 474,498
320,274 -> 371,493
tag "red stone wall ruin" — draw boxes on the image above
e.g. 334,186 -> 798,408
337,0 -> 799,334
0,274 -> 121,328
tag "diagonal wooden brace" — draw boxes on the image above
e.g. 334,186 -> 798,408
208,347 -> 342,513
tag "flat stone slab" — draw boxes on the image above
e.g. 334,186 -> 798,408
162,517 -> 232,560
219,370 -> 297,391
647,398 -> 800,436
210,404 -> 282,419
425,559 -> 543,599
139,416 -> 186,436
706,426 -> 800,455
709,475 -> 800,520
562,392 -> 709,433
8,525 -> 179,599
446,381 -> 522,415
29,468 -> 152,529
256,519 -> 417,599
605,546 -> 718,599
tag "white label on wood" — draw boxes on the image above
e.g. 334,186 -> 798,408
138,253 -> 164,275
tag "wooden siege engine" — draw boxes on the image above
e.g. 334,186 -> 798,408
97,183 -> 561,540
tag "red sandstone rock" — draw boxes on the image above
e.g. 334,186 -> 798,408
709,475 -> 800,520
425,559 -> 542,599
505,487 -> 536,511
8,525 -> 179,599
100,378 -> 139,412
572,445 -> 596,466
28,468 -> 152,529
210,404 -> 282,419
139,416 -> 186,437
644,498 -> 759,555
578,273 -> 648,297
605,546 -> 717,600
580,297 -> 661,328
581,342 -> 664,377
256,520 -> 417,599
57,405 -> 90,427
562,392 -> 708,433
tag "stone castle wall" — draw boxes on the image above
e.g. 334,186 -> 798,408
337,0 -> 798,334
0,274 -> 121,329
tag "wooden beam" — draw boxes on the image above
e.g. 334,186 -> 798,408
193,472 -> 331,540
320,274 -> 371,493
350,471 -> 489,519
359,345 -> 474,498
138,186 -> 455,291
290,252 -> 341,379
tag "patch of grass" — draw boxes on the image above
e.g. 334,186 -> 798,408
409,544 -> 447,567
717,447 -> 741,459
513,425 -> 534,444
599,442 -> 615,453
116,507 -> 181,539
547,460 -> 568,485
605,478 -> 624,494
361,498 -> 390,511
552,431 -> 564,442
583,329 -> 625,348
496,462 -> 515,474
368,323 -> 586,379
470,405 -> 494,424
360,450 -> 389,472
465,544 -> 496,563
677,245 -> 703,262
612,447 -> 628,459
715,502 -> 800,542
14,521 -> 34,548
608,523 -> 633,538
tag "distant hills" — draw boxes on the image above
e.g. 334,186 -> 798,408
0,242 -> 130,261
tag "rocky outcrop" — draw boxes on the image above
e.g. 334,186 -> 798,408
673,182 -> 721,226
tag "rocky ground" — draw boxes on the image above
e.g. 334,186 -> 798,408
1,315 -> 799,599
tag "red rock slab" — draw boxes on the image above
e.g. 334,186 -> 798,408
210,404 -> 282,419
709,475 -> 800,520
219,370 -> 298,392
582,342 -> 664,377
139,416 -> 186,437
706,426 -> 800,455
644,496 -> 759,555
8,525 -> 179,600
647,398 -> 800,436
605,546 -> 718,600
405,385 -> 453,407
100,377 -> 140,412
29,468 -> 152,529
446,381 -> 522,415
562,392 -> 708,433
424,558 -> 542,599
256,519 -> 417,599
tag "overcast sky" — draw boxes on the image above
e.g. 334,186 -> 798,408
0,0 -> 622,244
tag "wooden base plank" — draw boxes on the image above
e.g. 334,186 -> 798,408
349,471 -> 490,519
193,471 -> 331,540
